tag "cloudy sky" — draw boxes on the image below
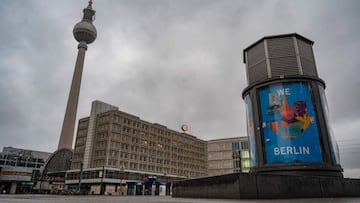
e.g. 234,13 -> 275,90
0,0 -> 359,178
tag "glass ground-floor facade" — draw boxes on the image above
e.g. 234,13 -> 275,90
66,181 -> 171,196
65,167 -> 184,195
0,166 -> 38,194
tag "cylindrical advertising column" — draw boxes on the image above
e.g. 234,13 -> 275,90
242,33 -> 342,177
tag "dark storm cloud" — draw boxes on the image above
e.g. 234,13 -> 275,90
0,0 -> 359,177
0,0 -> 80,149
77,0 -> 251,140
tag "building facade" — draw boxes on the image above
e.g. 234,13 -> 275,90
0,147 -> 51,194
207,137 -> 251,176
66,100 -> 207,195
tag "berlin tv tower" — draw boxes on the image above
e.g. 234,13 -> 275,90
58,1 -> 97,149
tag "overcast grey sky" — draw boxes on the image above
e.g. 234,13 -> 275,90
0,0 -> 359,178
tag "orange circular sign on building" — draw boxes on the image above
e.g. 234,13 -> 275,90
181,124 -> 189,132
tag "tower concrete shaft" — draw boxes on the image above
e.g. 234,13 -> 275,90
58,0 -> 96,150
58,42 -> 88,149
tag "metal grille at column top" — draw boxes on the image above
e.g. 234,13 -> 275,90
244,33 -> 318,85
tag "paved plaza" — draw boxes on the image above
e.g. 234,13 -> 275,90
0,195 -> 359,203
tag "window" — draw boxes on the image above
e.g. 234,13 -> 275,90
232,142 -> 240,150
241,141 -> 249,149
241,150 -> 250,159
109,160 -> 118,167
242,160 -> 251,168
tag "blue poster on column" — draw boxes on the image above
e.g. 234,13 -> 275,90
259,82 -> 323,164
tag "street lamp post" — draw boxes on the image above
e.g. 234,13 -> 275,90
99,166 -> 104,195
78,162 -> 83,193
119,164 -> 125,196
39,173 -> 44,194
30,170 -> 36,193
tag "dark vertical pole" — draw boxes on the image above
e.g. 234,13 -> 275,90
100,166 -> 104,195
39,174 -> 43,194
78,162 -> 83,192
31,170 -> 36,193
120,164 -> 124,195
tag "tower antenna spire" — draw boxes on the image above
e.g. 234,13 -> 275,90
88,0 -> 93,8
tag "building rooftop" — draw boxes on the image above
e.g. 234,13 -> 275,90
2,146 -> 51,160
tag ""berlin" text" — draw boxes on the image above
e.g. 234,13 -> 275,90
274,146 -> 310,155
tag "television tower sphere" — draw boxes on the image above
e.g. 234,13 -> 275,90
73,0 -> 97,44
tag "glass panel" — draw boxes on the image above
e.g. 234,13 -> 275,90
241,150 -> 250,158
245,95 -> 257,166
319,85 -> 340,164
241,141 -> 249,149
43,149 -> 73,174
242,160 -> 251,168
259,82 -> 322,164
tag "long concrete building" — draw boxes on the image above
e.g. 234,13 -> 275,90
66,100 -> 207,195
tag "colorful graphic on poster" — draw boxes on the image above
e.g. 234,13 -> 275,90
259,82 -> 323,164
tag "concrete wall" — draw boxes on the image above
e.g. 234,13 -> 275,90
172,173 -> 360,199
172,173 -> 241,199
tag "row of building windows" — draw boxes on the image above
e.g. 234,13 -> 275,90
98,134 -> 177,152
232,150 -> 250,159
94,147 -> 205,163
94,139 -> 205,157
232,141 -> 249,150
75,137 -> 86,146
72,153 -> 84,160
93,140 -> 205,158
77,129 -> 87,137
0,160 -> 43,168
82,150 -> 205,173
0,154 -> 45,163
74,146 -> 85,153
100,130 -> 178,147
0,155 -> 45,169
78,120 -> 89,129
66,170 -> 150,181
122,164 -> 200,176
96,115 -> 205,148
70,161 -> 206,178
91,155 -> 206,170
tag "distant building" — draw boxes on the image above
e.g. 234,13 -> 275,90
66,100 -> 207,195
207,137 -> 251,176
0,147 -> 51,194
